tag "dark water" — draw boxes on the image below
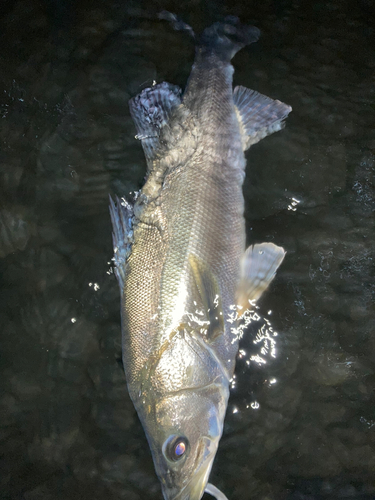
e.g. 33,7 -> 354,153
1,1 -> 374,499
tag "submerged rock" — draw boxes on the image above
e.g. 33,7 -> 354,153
0,207 -> 35,258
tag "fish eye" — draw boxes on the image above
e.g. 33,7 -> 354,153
163,435 -> 189,462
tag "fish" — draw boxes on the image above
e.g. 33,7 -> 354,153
110,15 -> 291,500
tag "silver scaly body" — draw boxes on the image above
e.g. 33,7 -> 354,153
110,16 -> 291,500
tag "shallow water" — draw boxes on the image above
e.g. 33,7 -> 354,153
1,1 -> 374,499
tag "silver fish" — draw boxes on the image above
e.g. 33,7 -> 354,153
110,16 -> 291,500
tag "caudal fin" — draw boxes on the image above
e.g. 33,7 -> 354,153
158,11 -> 196,40
160,13 -> 260,62
200,17 -> 260,61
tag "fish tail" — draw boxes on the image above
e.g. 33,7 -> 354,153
158,11 -> 196,40
200,17 -> 260,62
159,13 -> 260,62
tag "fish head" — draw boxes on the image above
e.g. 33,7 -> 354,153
143,386 -> 228,500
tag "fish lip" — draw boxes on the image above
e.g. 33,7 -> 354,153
162,447 -> 215,500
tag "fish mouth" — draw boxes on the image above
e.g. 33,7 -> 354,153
162,449 -> 215,500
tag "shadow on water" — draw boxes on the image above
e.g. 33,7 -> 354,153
0,0 -> 374,499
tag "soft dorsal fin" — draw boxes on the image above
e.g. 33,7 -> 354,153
129,82 -> 182,166
233,85 -> 292,151
236,242 -> 286,308
188,254 -> 224,341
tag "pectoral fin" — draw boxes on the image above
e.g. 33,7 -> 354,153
236,242 -> 286,308
233,85 -> 292,151
188,254 -> 224,341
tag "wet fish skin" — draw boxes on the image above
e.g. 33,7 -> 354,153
110,16 -> 291,500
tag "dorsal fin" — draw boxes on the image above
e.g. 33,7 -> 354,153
109,195 -> 134,290
233,85 -> 292,151
129,82 -> 182,166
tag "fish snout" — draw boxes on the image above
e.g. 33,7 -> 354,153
160,457 -> 214,500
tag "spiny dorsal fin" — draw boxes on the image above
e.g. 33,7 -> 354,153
129,82 -> 182,166
233,85 -> 292,151
236,242 -> 286,308
109,195 -> 134,290
188,254 -> 224,342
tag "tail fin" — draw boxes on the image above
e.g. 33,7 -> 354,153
200,17 -> 260,61
158,11 -> 195,40
159,13 -> 260,62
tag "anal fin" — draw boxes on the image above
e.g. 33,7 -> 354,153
233,85 -> 292,151
236,242 -> 286,308
109,195 -> 134,290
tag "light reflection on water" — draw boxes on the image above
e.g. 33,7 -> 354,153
228,303 -> 282,415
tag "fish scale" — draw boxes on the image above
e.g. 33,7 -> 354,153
124,222 -> 166,388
